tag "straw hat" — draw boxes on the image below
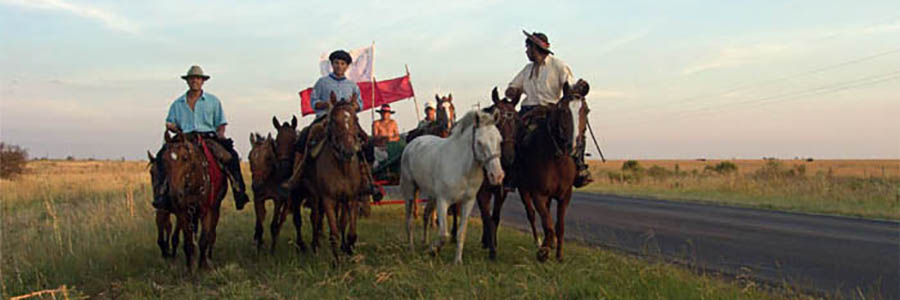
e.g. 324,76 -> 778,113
523,30 -> 553,54
181,65 -> 210,80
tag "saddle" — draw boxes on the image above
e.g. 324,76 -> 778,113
518,106 -> 551,147
305,121 -> 328,161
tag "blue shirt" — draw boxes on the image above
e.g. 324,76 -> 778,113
311,73 -> 363,117
165,91 -> 227,133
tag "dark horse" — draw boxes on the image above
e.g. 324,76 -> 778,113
514,81 -> 589,262
476,87 -> 521,260
248,120 -> 311,255
297,92 -> 367,265
149,129 -> 229,270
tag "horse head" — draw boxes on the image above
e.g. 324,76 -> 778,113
327,91 -> 361,161
435,93 -> 455,137
489,87 -> 521,168
551,80 -> 590,156
465,110 -> 505,186
147,150 -> 165,205
272,115 -> 298,178
162,131 -> 206,203
249,132 -> 277,191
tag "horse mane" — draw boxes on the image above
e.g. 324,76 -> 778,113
450,110 -> 495,137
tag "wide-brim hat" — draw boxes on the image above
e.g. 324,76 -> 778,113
376,104 -> 396,114
181,65 -> 210,80
523,30 -> 554,54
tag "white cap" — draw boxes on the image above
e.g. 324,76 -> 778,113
425,100 -> 437,110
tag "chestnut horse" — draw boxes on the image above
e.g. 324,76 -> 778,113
151,130 -> 229,270
514,81 -> 590,262
299,92 -> 367,265
476,87 -> 521,260
405,94 -> 456,142
248,127 -> 310,255
148,152 -> 181,259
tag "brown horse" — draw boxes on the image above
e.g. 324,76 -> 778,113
148,151 -> 182,259
514,81 -> 590,262
248,128 -> 310,255
476,87 -> 521,260
299,92 -> 367,265
151,129 -> 229,270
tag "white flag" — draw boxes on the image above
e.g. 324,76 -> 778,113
319,45 -> 373,82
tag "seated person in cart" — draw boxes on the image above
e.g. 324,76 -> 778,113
372,104 -> 400,146
416,100 -> 437,129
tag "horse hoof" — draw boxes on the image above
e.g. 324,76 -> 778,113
489,249 -> 497,261
296,242 -> 308,253
536,247 -> 550,262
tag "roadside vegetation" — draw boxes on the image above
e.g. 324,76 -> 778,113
1,161 -> 818,299
584,159 -> 900,220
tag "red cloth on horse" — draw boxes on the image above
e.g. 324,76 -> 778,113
198,137 -> 223,211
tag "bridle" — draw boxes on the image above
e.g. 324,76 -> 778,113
472,114 -> 502,168
327,103 -> 361,161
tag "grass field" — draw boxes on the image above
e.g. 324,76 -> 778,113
583,159 -> 900,220
0,161 -> 823,299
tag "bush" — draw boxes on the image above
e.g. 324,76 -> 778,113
705,161 -> 738,175
0,142 -> 29,179
622,160 -> 642,173
647,165 -> 672,179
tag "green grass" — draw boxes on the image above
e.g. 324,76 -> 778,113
1,174 -> 814,299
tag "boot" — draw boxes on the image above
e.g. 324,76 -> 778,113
358,158 -> 383,203
220,139 -> 250,210
572,140 -> 593,188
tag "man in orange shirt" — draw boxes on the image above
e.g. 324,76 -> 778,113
372,104 -> 400,145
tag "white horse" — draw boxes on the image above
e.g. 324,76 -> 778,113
401,110 -> 505,264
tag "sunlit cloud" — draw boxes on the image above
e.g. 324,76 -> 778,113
0,0 -> 138,34
681,43 -> 796,75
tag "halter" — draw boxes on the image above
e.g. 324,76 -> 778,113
327,104 -> 360,161
472,114 -> 502,167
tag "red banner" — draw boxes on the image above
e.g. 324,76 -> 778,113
299,75 -> 415,116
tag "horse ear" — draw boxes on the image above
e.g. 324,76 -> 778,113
491,87 -> 500,104
250,133 -> 256,144
147,150 -> 155,162
329,91 -> 337,106
435,94 -> 441,102
291,115 -> 297,129
164,130 -> 172,143
447,94 -> 453,102
267,133 -> 272,140
272,116 -> 280,129
562,81 -> 572,97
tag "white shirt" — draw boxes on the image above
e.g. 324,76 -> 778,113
508,55 -> 575,107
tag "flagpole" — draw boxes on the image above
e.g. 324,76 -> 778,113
370,41 -> 377,134
406,64 -> 421,121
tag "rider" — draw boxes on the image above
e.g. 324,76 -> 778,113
372,104 -> 400,145
505,31 -> 593,187
152,65 -> 251,210
291,50 -> 383,201
416,100 -> 437,129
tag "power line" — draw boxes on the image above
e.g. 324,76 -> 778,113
607,46 -> 900,116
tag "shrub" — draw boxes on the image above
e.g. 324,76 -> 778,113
647,165 -> 672,179
705,161 -> 738,175
0,142 -> 29,179
622,160 -> 643,172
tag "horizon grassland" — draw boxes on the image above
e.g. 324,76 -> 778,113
1,159 -> 895,299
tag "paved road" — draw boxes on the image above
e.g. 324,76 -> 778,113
489,192 -> 899,299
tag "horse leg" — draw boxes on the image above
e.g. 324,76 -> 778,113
270,200 -> 287,255
429,199 -> 450,256
533,194 -> 555,263
171,217 -> 181,259
156,210 -> 172,258
450,204 -> 459,243
178,213 -> 195,271
338,200 -> 350,254
309,198 -> 321,253
291,197 -> 307,253
453,199 -> 476,264
491,189 -> 508,251
405,189 -> 417,251
253,198 -> 266,253
346,198 -> 359,255
423,199 -> 436,245
556,190 -> 572,262
476,187 -> 492,250
199,208 -> 221,270
322,199 -> 341,266
519,191 -> 541,247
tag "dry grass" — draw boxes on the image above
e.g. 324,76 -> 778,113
582,159 -> 900,220
0,161 -> 828,299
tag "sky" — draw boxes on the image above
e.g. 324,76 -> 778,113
1,0 -> 898,160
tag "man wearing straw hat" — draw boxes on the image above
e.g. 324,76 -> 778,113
505,31 -> 593,187
151,65 -> 250,210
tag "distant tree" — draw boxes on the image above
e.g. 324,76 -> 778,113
621,160 -> 643,172
0,142 -> 29,179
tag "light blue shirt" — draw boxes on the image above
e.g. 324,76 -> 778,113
311,73 -> 363,117
165,91 -> 227,133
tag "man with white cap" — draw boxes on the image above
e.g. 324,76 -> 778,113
416,100 -> 438,129
151,65 -> 250,210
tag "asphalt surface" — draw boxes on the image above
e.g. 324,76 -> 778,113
384,188 -> 899,298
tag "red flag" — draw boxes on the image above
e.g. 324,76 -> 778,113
299,75 -> 414,116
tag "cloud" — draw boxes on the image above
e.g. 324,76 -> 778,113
595,26 -> 652,55
0,0 -> 138,34
681,43 -> 795,75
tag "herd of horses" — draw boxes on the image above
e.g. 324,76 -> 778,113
147,80 -> 591,270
